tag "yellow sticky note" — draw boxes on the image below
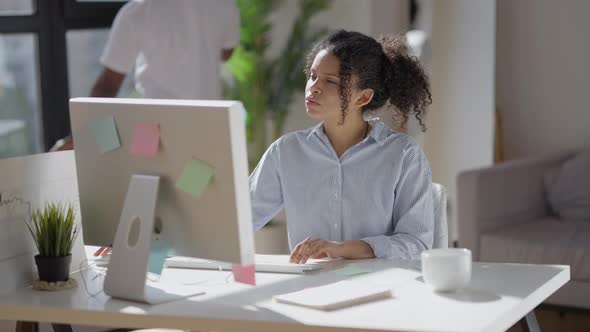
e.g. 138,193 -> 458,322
175,159 -> 214,197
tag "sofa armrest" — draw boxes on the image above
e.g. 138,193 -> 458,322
457,151 -> 574,259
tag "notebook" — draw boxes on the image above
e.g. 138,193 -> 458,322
274,281 -> 392,310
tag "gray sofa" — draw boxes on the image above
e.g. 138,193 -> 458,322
457,150 -> 590,309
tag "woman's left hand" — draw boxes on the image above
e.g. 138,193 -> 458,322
289,238 -> 375,264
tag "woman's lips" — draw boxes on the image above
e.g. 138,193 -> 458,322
305,98 -> 320,106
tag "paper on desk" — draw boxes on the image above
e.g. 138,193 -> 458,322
232,264 -> 256,285
333,264 -> 372,277
91,115 -> 121,153
175,159 -> 214,198
130,122 -> 160,157
149,239 -> 172,275
274,280 -> 391,310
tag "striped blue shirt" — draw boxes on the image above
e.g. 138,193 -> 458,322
249,120 -> 434,259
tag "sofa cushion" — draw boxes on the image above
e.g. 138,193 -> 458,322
544,149 -> 590,222
480,217 -> 590,281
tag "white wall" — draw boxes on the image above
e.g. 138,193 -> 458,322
423,0 -> 496,244
496,0 -> 590,160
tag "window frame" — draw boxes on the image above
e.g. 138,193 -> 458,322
0,0 -> 124,151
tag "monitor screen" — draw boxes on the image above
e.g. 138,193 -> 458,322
69,98 -> 254,265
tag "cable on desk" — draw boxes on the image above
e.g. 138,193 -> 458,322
78,259 -> 106,297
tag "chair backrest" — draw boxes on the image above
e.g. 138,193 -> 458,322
432,183 -> 448,248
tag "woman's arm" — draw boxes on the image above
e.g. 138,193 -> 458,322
249,141 -> 285,231
361,144 -> 434,259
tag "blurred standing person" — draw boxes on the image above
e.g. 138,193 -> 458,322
54,0 -> 239,150
93,0 -> 239,99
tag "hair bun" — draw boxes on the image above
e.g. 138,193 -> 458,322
378,33 -> 411,63
378,33 -> 431,132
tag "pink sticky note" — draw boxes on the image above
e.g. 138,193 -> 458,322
232,264 -> 256,285
130,122 -> 160,156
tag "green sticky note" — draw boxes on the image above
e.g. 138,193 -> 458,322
91,115 -> 121,153
334,264 -> 372,277
175,159 -> 214,197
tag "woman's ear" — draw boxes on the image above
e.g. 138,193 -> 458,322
354,88 -> 374,108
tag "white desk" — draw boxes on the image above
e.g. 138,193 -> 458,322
0,249 -> 569,332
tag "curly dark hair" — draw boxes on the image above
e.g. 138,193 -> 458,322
304,30 -> 432,131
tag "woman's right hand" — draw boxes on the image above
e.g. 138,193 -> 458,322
49,136 -> 74,152
93,246 -> 112,257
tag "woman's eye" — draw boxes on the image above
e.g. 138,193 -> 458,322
327,80 -> 338,85
310,74 -> 317,80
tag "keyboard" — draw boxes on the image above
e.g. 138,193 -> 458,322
165,254 -> 328,274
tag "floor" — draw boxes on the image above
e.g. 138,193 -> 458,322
507,305 -> 590,332
2,305 -> 590,331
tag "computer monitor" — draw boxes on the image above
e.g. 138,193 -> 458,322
69,97 -> 255,303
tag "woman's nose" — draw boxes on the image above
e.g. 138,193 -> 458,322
310,82 -> 321,94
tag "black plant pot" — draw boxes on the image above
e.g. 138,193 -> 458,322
34,255 -> 72,282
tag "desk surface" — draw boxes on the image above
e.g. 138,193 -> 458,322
0,249 -> 570,332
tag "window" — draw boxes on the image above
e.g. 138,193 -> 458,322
0,0 -> 124,155
67,29 -> 134,99
0,33 -> 40,158
0,1 -> 34,16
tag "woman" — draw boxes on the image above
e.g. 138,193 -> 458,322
250,30 -> 433,263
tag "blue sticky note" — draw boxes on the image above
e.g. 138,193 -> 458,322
91,115 -> 121,153
149,239 -> 172,275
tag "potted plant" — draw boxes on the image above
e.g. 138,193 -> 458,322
26,202 -> 78,283
225,0 -> 331,168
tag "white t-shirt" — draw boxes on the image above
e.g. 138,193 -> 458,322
100,0 -> 239,100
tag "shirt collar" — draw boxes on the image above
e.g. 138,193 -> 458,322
307,122 -> 325,140
368,120 -> 388,145
306,120 -> 389,145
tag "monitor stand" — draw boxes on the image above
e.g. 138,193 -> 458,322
103,174 -> 205,304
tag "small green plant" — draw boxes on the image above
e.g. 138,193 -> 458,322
26,202 -> 78,257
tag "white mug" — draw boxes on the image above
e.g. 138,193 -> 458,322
421,248 -> 472,292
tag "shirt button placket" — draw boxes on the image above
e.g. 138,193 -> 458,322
335,163 -> 342,239
330,163 -> 337,239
